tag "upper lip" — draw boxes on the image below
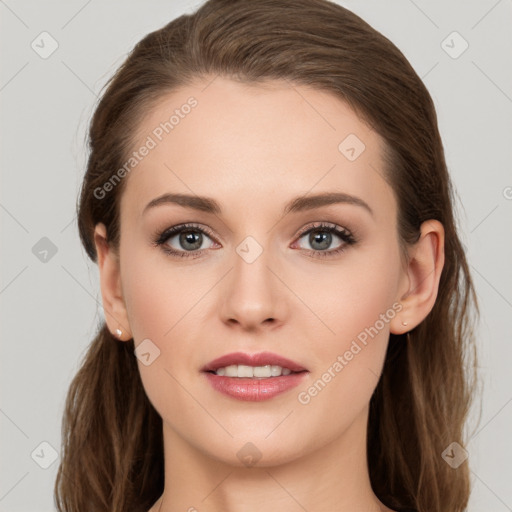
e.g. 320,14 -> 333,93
201,351 -> 308,373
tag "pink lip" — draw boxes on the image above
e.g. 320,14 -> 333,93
201,351 -> 309,402
201,351 -> 307,373
203,372 -> 308,401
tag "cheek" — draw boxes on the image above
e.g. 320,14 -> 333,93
297,242 -> 401,347
294,241 -> 401,404
120,246 -> 203,417
121,241 -> 202,341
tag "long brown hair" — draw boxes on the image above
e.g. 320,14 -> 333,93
54,1 -> 480,510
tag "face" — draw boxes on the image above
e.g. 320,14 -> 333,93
111,76 -> 410,467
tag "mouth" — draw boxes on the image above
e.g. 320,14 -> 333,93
201,351 -> 309,401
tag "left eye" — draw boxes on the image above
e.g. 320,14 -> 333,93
293,223 -> 356,254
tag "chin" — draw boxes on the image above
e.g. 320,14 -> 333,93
200,431 -> 311,469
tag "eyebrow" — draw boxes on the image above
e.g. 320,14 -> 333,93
142,191 -> 373,217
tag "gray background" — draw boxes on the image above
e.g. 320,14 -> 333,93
1,0 -> 511,510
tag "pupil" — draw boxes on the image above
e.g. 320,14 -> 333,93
180,230 -> 202,251
310,231 -> 331,250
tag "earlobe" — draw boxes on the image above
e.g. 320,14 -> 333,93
93,223 -> 132,341
390,220 -> 445,334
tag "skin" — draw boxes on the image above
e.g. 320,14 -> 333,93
94,76 -> 444,512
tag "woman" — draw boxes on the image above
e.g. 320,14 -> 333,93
54,0 -> 479,511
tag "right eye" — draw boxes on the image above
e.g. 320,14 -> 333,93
153,223 -> 219,258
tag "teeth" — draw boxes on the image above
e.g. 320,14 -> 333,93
214,364 -> 294,377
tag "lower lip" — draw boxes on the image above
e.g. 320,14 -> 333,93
203,372 -> 308,401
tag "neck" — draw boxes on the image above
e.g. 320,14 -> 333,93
150,405 -> 393,512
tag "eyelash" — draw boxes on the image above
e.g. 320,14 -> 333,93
152,222 -> 357,260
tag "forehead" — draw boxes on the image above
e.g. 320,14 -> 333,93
121,76 -> 394,222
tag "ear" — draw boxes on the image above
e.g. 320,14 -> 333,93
390,219 -> 445,334
94,223 -> 132,341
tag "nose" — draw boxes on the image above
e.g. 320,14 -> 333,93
219,243 -> 288,332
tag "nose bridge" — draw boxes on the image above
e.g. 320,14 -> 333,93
220,231 -> 285,328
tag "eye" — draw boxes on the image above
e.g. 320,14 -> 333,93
152,223 -> 218,259
293,222 -> 356,258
